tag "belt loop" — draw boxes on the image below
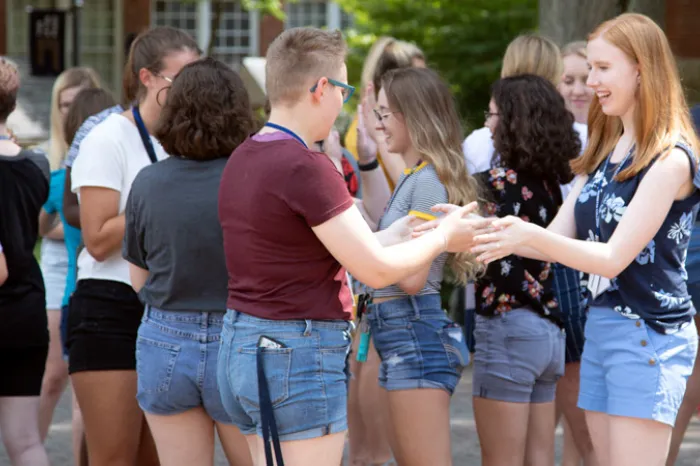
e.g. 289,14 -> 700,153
304,319 -> 313,337
144,304 -> 152,321
409,296 -> 421,320
202,311 -> 209,330
229,310 -> 240,324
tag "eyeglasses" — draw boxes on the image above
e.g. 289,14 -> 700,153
484,111 -> 499,120
373,108 -> 399,123
310,78 -> 355,103
152,71 -> 173,83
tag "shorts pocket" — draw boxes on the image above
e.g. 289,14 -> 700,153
439,323 -> 470,368
504,334 -> 550,384
136,337 -> 180,394
236,346 -> 292,409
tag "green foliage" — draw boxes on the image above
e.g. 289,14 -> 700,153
337,0 -> 538,131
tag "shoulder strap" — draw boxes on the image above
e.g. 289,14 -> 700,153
132,106 -> 158,164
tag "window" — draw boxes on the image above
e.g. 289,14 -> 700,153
152,1 -> 198,39
284,1 -> 353,31
211,0 -> 257,68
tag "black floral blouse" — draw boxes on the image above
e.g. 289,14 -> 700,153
475,167 -> 563,327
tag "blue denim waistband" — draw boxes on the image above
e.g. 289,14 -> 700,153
370,294 -> 442,314
145,306 -> 225,325
225,309 -> 352,332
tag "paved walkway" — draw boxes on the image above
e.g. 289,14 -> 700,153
2,367 -> 700,465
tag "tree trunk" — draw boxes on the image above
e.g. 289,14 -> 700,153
538,0 -> 621,45
539,0 -> 667,45
207,0 -> 224,57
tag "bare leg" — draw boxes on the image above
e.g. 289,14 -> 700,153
0,396 -> 50,466
473,397 -> 530,466
137,418 -> 160,466
561,420 -> 582,466
585,411 -> 610,466
145,408 -> 215,466
217,421 -> 254,466
71,392 -> 86,465
38,310 -> 69,440
348,339 -> 393,465
72,370 -> 144,466
666,326 -> 700,466
558,363 -> 597,465
385,389 -> 451,466
524,402 -> 556,466
609,416 -> 671,466
247,432 -> 347,466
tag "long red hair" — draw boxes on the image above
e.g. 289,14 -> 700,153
571,13 -> 699,180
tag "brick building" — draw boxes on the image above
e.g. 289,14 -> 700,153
0,0 -> 351,95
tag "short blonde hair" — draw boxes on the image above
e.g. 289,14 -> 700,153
372,39 -> 425,97
562,40 -> 587,59
0,58 -> 19,123
265,27 -> 347,105
501,34 -> 563,86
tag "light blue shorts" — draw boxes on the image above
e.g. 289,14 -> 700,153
578,306 -> 698,426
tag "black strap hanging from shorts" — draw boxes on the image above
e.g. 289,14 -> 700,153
257,339 -> 285,466
132,106 -> 159,164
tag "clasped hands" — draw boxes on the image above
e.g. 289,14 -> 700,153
388,202 -> 533,263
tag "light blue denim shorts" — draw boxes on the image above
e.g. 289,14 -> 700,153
366,294 -> 469,395
216,310 -> 353,441
578,306 -> 698,426
136,307 -> 231,423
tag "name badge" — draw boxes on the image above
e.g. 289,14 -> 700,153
587,274 -> 611,300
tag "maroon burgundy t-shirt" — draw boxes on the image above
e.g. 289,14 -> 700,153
218,133 -> 354,321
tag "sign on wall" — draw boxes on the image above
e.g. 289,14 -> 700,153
29,9 -> 67,76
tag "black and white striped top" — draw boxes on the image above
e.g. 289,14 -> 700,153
373,162 -> 448,299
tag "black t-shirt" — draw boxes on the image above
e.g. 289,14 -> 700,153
0,148 -> 50,347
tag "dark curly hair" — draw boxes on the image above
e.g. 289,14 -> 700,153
491,74 -> 580,191
155,57 -> 253,160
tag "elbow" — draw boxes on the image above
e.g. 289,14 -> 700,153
0,270 -> 7,286
357,268 -> 394,290
84,240 -> 110,262
399,282 -> 423,296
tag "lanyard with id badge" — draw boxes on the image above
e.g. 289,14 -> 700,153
588,145 -> 635,299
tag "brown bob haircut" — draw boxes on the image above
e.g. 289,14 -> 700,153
155,57 -> 254,160
63,88 -> 117,146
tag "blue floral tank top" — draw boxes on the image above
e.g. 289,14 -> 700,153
574,142 -> 700,334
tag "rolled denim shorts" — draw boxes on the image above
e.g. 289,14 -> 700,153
366,294 -> 469,395
578,306 -> 698,426
473,308 -> 565,403
217,310 -> 353,441
136,307 -> 231,423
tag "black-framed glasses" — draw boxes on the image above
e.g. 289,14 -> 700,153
310,78 -> 356,103
484,111 -> 499,120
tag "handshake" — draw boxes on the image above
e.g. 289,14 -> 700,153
385,202 -> 530,264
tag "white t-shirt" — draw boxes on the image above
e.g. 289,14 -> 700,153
462,122 -> 588,199
71,113 -> 168,285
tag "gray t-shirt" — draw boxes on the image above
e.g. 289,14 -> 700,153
123,156 -> 229,312
373,163 -> 448,298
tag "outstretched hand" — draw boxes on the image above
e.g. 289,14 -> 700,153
429,202 -> 493,253
470,215 -> 534,264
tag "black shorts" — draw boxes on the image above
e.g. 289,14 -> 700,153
67,279 -> 144,374
0,345 -> 49,396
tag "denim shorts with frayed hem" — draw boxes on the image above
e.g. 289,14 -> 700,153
472,308 -> 565,404
136,307 -> 232,423
217,310 -> 353,441
578,306 -> 698,427
367,294 -> 469,395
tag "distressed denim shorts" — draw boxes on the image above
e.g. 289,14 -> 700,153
136,307 -> 231,423
217,310 -> 353,441
473,308 -> 565,403
578,306 -> 698,426
366,294 -> 469,395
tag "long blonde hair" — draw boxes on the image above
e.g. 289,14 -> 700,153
570,13 -> 699,180
383,67 -> 482,283
501,34 -> 563,86
47,67 -> 101,170
360,36 -> 394,95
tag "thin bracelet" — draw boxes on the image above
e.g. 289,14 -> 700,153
358,159 -> 379,171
